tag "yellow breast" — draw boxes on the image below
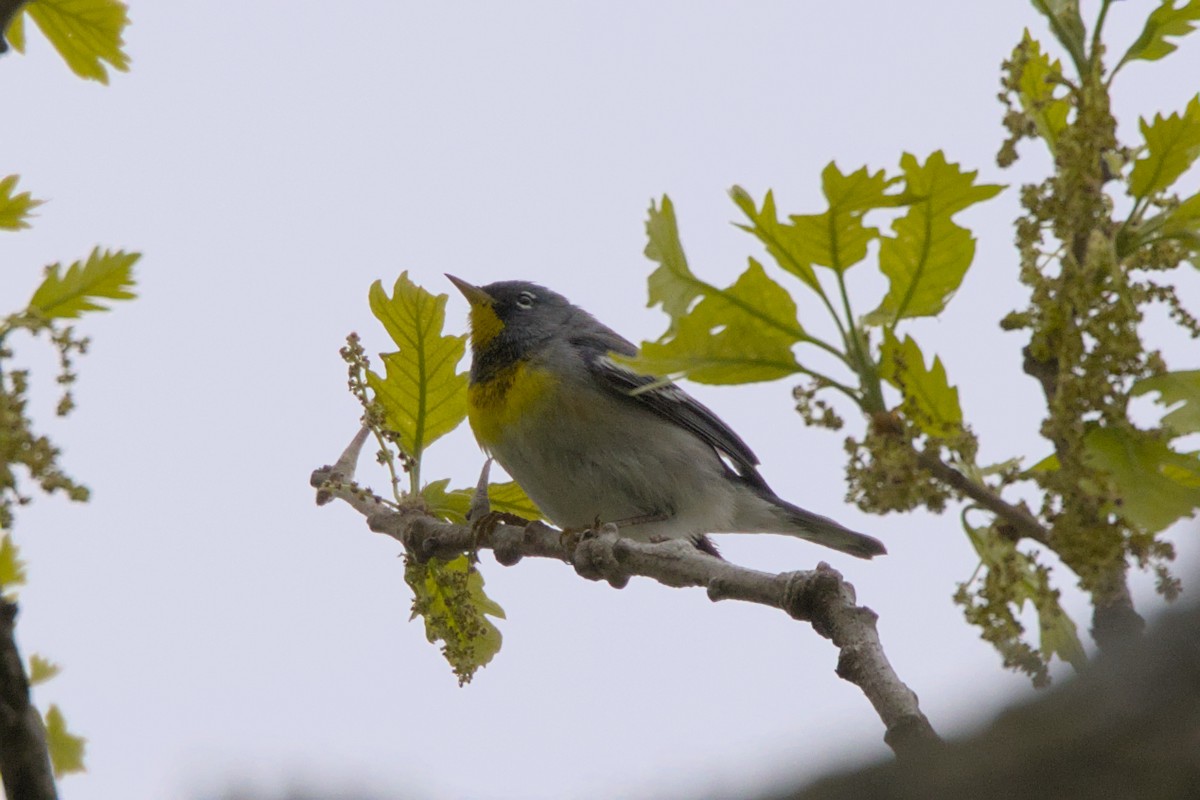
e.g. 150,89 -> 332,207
467,360 -> 555,448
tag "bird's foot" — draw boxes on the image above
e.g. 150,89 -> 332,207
558,525 -> 593,554
470,510 -> 531,553
568,522 -> 629,589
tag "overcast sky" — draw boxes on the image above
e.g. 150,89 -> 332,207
3,2 -> 1198,799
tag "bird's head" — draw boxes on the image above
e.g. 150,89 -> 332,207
446,275 -> 576,366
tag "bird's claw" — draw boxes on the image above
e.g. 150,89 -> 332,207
565,523 -> 628,589
558,525 -> 596,553
470,510 -> 531,552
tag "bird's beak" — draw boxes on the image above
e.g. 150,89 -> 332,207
445,274 -> 493,307
447,274 -> 503,348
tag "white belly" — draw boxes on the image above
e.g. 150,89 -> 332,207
487,383 -> 741,539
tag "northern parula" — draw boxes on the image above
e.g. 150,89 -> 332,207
447,275 -> 886,560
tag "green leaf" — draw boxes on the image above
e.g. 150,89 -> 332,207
5,7 -> 26,51
625,258 -> 802,385
1119,191 -> 1200,260
645,196 -> 704,332
1129,95 -> 1200,200
731,187 -> 821,291
1083,426 -> 1200,532
420,479 -> 543,524
1026,452 -> 1061,474
1034,589 -> 1087,670
1160,191 -> 1200,240
406,554 -> 504,685
28,247 -> 139,319
366,272 -> 469,462
25,0 -> 131,84
0,534 -> 27,588
868,152 -> 1003,324
786,164 -> 901,273
486,480 -> 543,520
879,330 -> 963,438
44,704 -> 86,776
1118,0 -> 1200,70
28,654 -> 61,685
1030,0 -> 1087,75
1016,32 -> 1072,152
420,478 -> 471,523
1132,370 -> 1200,435
0,175 -> 43,230
1161,192 -> 1200,264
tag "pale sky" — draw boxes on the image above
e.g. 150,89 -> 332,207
3,3 -> 1198,799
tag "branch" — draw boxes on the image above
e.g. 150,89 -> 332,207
1089,565 -> 1145,652
774,589 -> 1199,800
915,451 -> 1049,545
1019,352 -> 1145,650
311,436 -> 941,758
0,598 -> 58,800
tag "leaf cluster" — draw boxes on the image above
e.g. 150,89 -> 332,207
335,273 -> 545,684
634,161 -> 1098,680
1,237 -> 139,530
626,1 -> 1200,683
997,0 -> 1199,621
1,5 -> 133,784
404,554 -> 504,687
0,235 -> 135,778
632,155 -> 998,520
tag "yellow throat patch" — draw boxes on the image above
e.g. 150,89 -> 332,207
468,360 -> 553,448
467,301 -> 504,350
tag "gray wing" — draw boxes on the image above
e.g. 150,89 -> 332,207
571,326 -> 764,483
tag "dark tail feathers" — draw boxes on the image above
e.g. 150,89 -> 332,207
772,496 -> 887,559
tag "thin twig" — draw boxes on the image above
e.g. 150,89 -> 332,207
915,451 -> 1050,545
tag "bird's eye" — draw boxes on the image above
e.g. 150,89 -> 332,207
516,291 -> 536,309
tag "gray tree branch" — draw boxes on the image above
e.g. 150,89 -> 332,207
310,431 -> 940,758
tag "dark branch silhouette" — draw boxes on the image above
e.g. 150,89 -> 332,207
0,598 -> 58,800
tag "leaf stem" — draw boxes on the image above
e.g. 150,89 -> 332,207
1034,0 -> 1088,79
888,204 -> 934,332
797,366 -> 862,407
833,270 -> 885,412
799,330 -> 853,364
1091,0 -> 1113,66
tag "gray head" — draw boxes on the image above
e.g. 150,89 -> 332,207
446,275 -> 582,378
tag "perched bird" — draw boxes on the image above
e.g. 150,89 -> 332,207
446,275 -> 886,559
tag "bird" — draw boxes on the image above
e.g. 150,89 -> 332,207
446,275 -> 886,560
